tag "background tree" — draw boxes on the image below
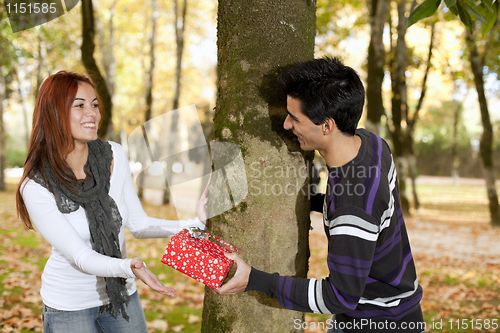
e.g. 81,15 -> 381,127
0,7 -> 16,191
34,31 -> 47,100
162,0 -> 188,205
0,72 -> 6,192
95,0 -> 118,100
408,0 -> 500,225
81,0 -> 113,138
405,22 -> 435,209
387,0 -> 412,213
201,0 -> 316,332
13,68 -> 31,150
364,0 -> 436,214
366,0 -> 390,135
466,19 -> 500,226
137,0 -> 159,200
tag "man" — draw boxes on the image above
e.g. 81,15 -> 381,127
217,57 -> 424,333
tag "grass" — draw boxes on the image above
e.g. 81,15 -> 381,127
1,179 -> 500,332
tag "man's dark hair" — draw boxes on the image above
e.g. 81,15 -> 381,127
279,57 -> 365,136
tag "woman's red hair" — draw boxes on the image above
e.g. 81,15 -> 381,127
16,71 -> 103,230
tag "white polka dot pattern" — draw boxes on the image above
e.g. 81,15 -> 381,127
161,229 -> 235,289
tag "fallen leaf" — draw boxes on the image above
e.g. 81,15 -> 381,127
188,314 -> 200,324
171,324 -> 185,332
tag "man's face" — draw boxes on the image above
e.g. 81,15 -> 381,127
283,96 -> 323,151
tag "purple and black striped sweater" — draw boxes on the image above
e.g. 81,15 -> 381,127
246,128 -> 424,332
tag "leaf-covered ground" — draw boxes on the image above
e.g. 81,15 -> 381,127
1,178 -> 499,332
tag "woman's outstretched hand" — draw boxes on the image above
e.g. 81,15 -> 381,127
131,258 -> 176,297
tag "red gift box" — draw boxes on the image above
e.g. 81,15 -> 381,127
161,228 -> 237,289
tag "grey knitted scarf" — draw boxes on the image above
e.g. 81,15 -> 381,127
32,139 -> 130,321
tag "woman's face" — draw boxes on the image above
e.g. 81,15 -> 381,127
70,82 -> 101,147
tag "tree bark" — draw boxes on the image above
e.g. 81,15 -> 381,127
388,0 -> 410,215
81,0 -> 113,138
366,0 -> 389,135
162,0 -> 187,205
35,33 -> 47,101
405,22 -> 435,210
451,99 -> 461,185
172,0 -> 186,112
467,29 -> 500,226
16,73 -> 30,151
95,0 -> 117,98
201,1 -> 316,332
138,0 -> 159,200
0,73 -> 6,191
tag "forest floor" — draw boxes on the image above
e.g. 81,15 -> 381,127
1,176 -> 499,333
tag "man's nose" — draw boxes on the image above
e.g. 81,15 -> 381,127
283,115 -> 292,130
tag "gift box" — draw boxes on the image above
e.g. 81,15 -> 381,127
161,228 -> 238,289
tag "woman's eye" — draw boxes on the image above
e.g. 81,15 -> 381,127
92,104 -> 99,108
74,104 -> 84,108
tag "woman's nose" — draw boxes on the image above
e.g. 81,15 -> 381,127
85,106 -> 98,117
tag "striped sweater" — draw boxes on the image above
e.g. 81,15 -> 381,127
246,128 -> 423,332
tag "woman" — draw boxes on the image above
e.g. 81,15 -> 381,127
16,71 -> 207,333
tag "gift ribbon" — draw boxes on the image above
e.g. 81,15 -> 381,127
188,227 -> 238,253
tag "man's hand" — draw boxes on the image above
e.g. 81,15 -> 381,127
131,258 -> 176,297
215,252 -> 251,295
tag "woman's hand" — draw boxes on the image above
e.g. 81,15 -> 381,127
131,258 -> 176,297
197,179 -> 210,225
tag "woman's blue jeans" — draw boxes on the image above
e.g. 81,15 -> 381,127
42,291 -> 147,333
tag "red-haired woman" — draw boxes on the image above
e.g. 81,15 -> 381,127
16,71 -> 207,333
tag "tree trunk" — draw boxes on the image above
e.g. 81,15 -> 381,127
405,22 -> 435,210
81,0 -> 113,138
201,1 -> 316,332
389,0 -> 410,215
366,0 -> 389,135
451,99 -> 461,185
95,0 -> 117,98
467,30 -> 500,226
138,0 -> 159,200
162,0 -> 187,205
17,74 -> 30,151
0,73 -> 6,191
172,0 -> 186,112
35,33 -> 47,101
407,151 -> 419,209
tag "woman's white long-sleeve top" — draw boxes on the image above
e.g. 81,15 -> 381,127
21,141 -> 205,311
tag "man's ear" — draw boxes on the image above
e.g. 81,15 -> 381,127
322,118 -> 336,135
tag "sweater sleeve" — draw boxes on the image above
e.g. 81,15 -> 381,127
22,180 -> 135,279
245,207 -> 378,314
310,193 -> 325,213
110,142 -> 206,239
